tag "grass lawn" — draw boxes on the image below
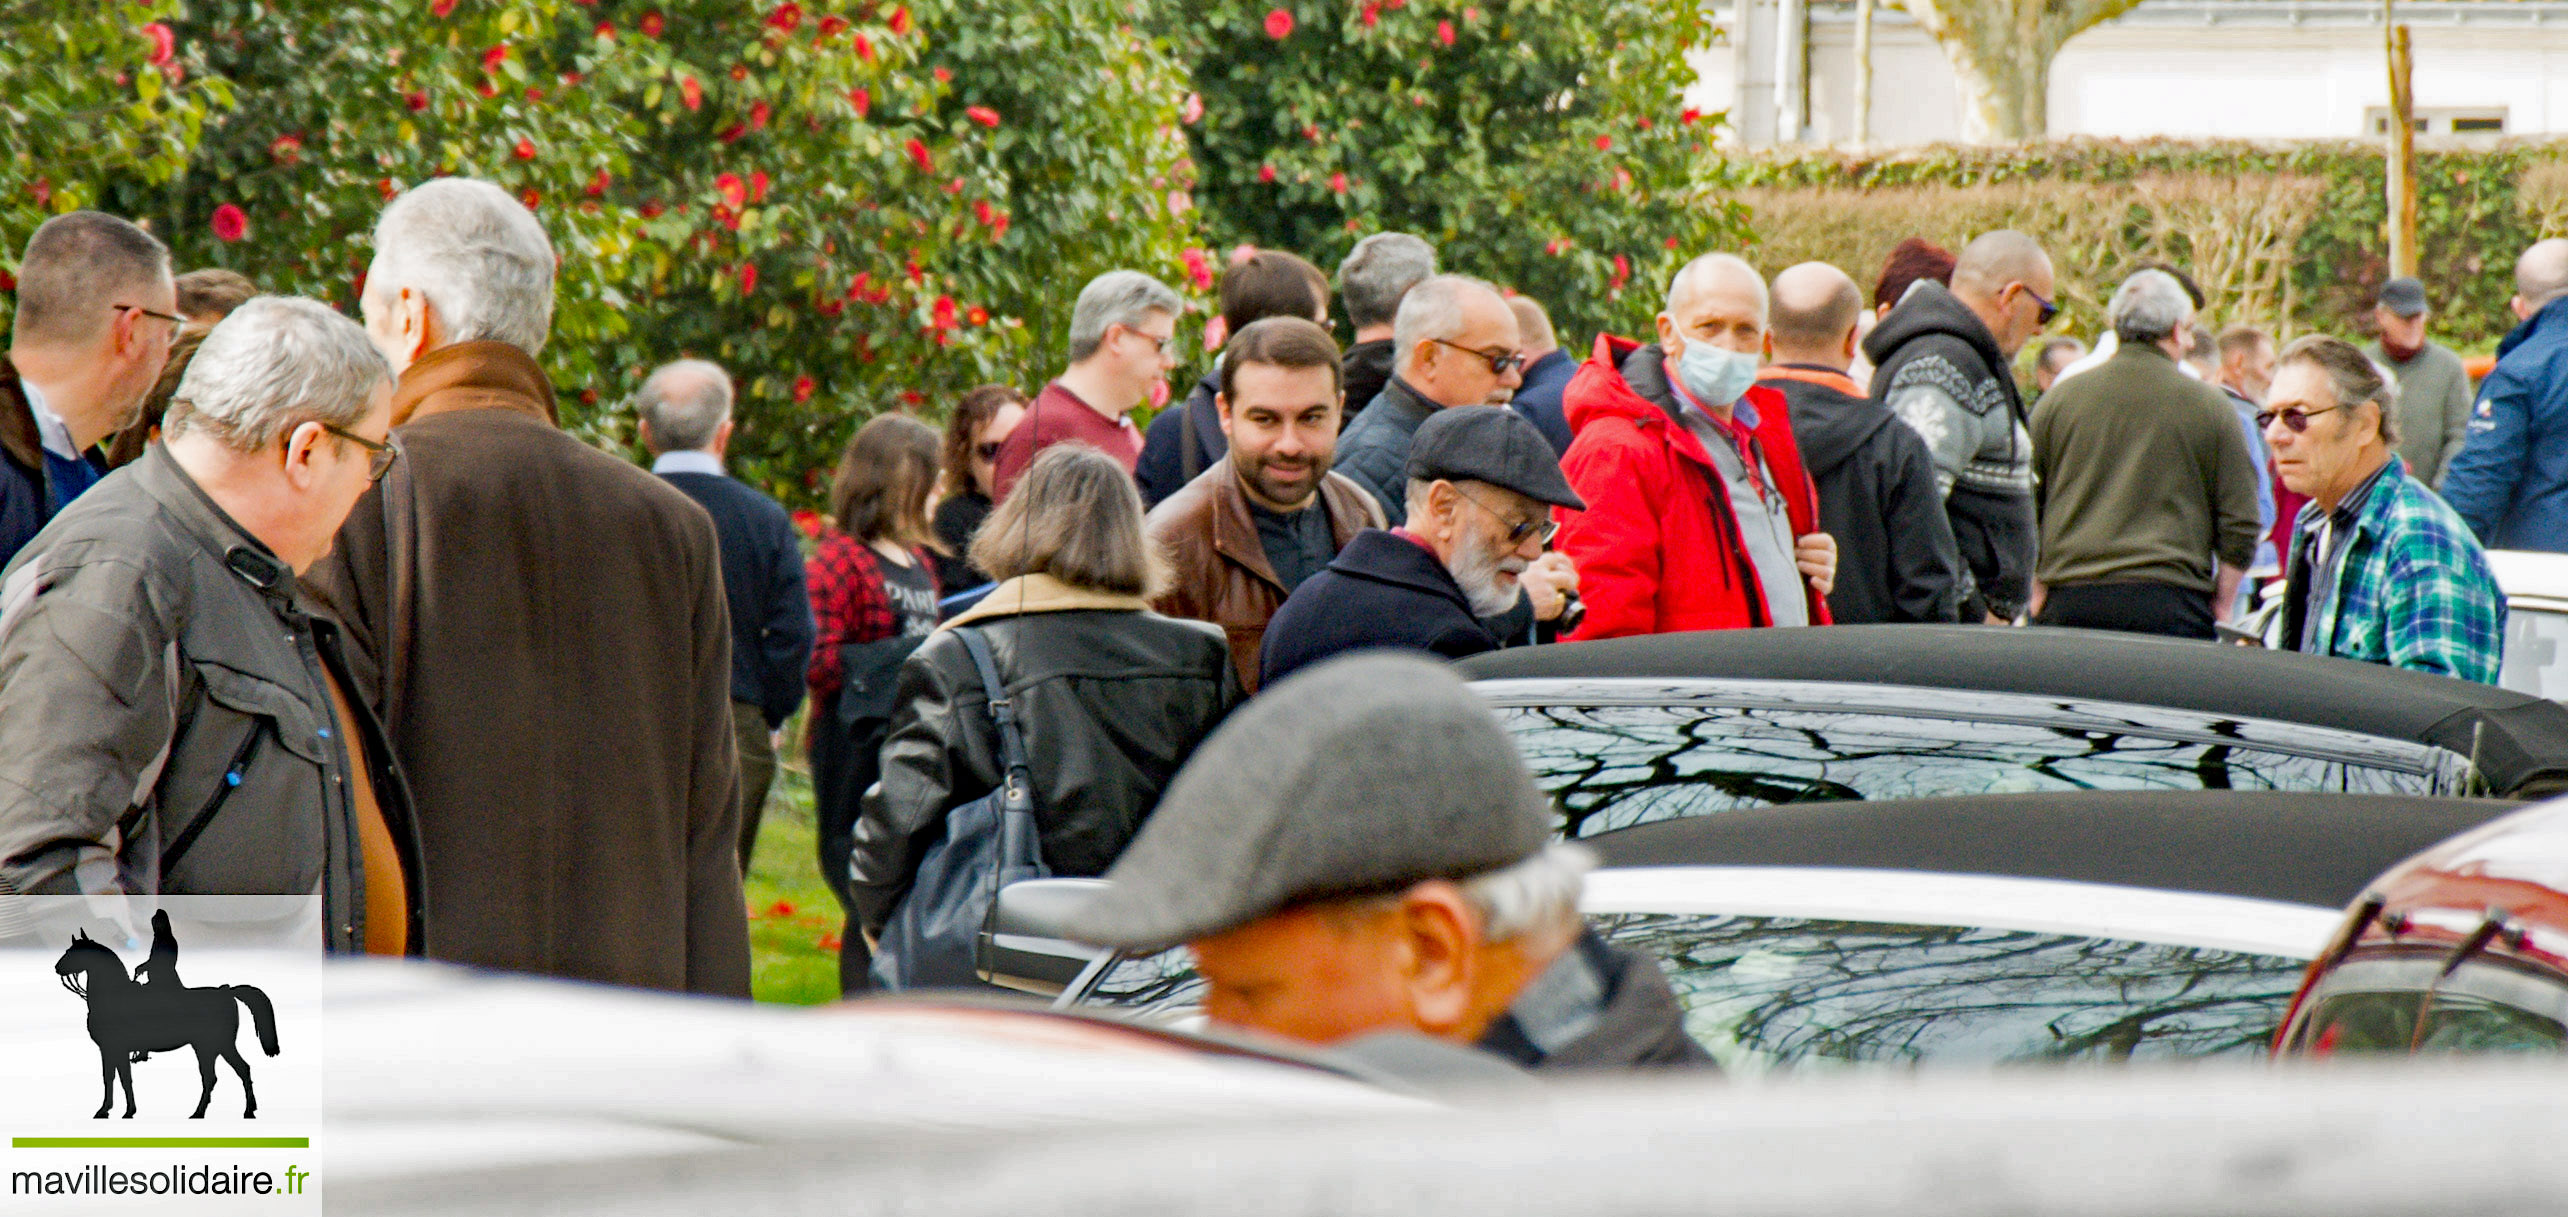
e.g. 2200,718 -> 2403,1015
743,751 -> 847,1005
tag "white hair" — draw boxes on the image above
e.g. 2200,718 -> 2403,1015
1067,270 -> 1181,363
1667,253 -> 1767,318
1392,274 -> 1503,374
2109,269 -> 2193,346
1460,843 -> 1595,944
367,178 -> 556,356
1339,232 -> 1438,330
167,296 -> 392,451
635,359 -> 734,453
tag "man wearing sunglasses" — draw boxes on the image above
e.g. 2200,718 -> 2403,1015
1260,406 -> 1583,687
0,297 -> 424,955
1,211 -> 180,570
1864,230 -> 2054,624
2029,270 -> 2262,641
1334,275 -> 1527,527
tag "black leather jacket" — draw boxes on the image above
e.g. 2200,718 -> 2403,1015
851,597 -> 1239,935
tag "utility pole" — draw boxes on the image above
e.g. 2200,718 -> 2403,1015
2386,0 -> 2419,275
1776,0 -> 1809,142
1853,0 -> 1876,145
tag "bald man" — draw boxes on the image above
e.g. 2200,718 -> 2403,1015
1552,254 -> 1836,639
1862,230 -> 2054,623
1759,262 -> 1963,624
2444,238 -> 2568,551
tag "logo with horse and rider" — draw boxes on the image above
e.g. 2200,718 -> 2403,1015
52,910 -> 283,1120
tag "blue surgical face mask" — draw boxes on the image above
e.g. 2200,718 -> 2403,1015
1674,335 -> 1761,408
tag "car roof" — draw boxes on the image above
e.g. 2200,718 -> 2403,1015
1459,625 -> 2568,796
1577,791 -> 2514,910
2360,792 -> 2568,936
2488,549 -> 2568,605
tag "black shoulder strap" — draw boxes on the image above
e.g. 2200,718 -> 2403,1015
954,627 -> 1031,786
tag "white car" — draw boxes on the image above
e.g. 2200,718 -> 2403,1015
2488,549 -> 2568,701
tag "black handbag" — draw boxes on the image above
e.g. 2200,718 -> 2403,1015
868,627 -> 1050,991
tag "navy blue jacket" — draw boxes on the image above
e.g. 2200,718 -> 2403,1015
2445,295 -> 2568,551
1510,348 -> 1577,457
1259,529 -> 1501,687
659,468 -> 815,727
1135,372 -> 1225,508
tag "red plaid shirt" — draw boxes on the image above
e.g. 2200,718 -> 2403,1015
805,530 -> 937,698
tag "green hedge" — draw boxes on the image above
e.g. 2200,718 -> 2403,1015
1723,138 -> 2568,352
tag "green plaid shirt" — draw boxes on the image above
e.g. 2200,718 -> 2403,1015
2290,458 -> 2506,684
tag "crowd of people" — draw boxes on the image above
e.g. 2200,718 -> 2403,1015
3,175 -> 2566,1074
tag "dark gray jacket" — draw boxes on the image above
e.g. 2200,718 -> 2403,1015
0,446 -> 422,953
1335,376 -> 1441,526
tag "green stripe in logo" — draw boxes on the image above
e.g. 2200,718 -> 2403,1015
12,1137 -> 309,1149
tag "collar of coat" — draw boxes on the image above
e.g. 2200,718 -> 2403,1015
134,443 -> 299,605
939,572 -> 1153,632
391,341 -> 559,427
1201,462 -> 1374,594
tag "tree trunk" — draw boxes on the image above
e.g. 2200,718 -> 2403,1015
1853,0 -> 1876,144
1942,36 -> 2052,141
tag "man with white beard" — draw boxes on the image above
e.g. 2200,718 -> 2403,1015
1258,406 -> 1583,686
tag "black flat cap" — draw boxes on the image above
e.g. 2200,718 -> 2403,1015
1066,653 -> 1553,952
1404,406 -> 1586,511
2378,277 -> 2429,318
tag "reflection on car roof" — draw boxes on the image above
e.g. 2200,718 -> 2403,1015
1459,626 -> 2568,796
1577,791 -> 2514,909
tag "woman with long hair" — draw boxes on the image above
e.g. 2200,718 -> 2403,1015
854,445 -> 1239,983
929,384 -> 1027,592
805,413 -> 943,990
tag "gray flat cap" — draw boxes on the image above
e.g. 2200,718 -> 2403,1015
1067,653 -> 1552,952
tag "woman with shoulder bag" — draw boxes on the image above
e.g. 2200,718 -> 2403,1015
855,444 -> 1241,988
804,414 -> 943,992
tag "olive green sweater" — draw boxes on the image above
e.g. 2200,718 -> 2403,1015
2364,339 -> 2473,489
2029,342 -> 2263,593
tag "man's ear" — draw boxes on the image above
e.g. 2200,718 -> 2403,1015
712,417 -> 735,458
280,420 -> 329,489
1394,883 -> 1478,1036
635,418 -> 656,451
1654,311 -> 1679,360
1840,325 -> 1860,364
1214,391 -> 1235,437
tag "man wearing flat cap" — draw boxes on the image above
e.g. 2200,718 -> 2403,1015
1070,653 -> 1710,1073
1256,406 -> 1583,687
2363,276 -> 2473,489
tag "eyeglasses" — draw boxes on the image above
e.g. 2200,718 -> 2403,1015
322,424 -> 401,482
2256,405 -> 2343,434
974,441 -> 1004,461
115,303 -> 188,346
1451,483 -> 1557,548
2019,286 -> 2060,327
1430,338 -> 1528,376
1123,326 -> 1177,357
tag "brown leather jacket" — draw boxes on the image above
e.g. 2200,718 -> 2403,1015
1146,462 -> 1383,692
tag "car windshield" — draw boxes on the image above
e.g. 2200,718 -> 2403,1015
2289,953 -> 2568,1055
1074,911 -> 2310,1072
1490,689 -> 2456,838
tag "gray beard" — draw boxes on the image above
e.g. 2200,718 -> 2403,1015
1449,540 -> 1526,618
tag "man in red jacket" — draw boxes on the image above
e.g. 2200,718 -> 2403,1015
1554,253 -> 1835,639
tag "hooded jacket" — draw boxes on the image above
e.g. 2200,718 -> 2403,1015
1554,336 -> 1829,640
1761,365 -> 1964,624
1862,281 -> 2036,620
2444,293 -> 2568,551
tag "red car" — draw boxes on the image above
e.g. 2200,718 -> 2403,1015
2274,796 -> 2568,1056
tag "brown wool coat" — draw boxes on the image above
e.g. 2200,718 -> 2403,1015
302,341 -> 750,996
1145,463 -> 1382,693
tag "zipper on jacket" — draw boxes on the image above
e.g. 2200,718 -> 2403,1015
161,719 -> 269,875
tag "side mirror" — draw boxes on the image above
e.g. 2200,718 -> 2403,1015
977,878 -> 1111,997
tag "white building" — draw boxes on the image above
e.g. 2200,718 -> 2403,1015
1695,0 -> 2568,145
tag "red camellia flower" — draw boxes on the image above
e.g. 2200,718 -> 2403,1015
377,178 -> 400,201
888,5 -> 912,35
586,168 -> 611,197
973,199 -> 996,227
1328,171 -> 1348,195
514,137 -> 537,160
749,170 -> 770,202
1360,2 -> 1380,26
750,101 -> 771,130
1436,19 -> 1456,44
640,11 -> 664,37
1464,5 -> 1480,19
992,211 -> 1010,239
476,79 -> 499,99
595,20 -> 615,39
818,14 -> 847,37
639,199 -> 665,218
141,22 -> 175,66
679,75 -> 702,111
1181,93 -> 1204,124
715,173 -> 747,208
790,509 -> 822,538
1665,236 -> 1682,250
269,133 -> 302,165
793,374 -> 815,403
905,138 -> 932,172
431,0 -> 456,16
848,87 -> 871,117
1544,237 -> 1566,256
1256,164 -> 1276,184
1680,107 -> 1702,125
406,89 -> 430,112
525,86 -> 545,102
1180,247 -> 1213,291
967,305 -> 989,327
1594,134 -> 1611,151
210,203 -> 248,243
852,33 -> 875,60
768,3 -> 803,32
520,188 -> 542,211
729,64 -> 750,82
931,296 -> 958,330
1611,254 -> 1632,291
739,263 -> 757,295
965,105 -> 1000,128
483,44 -> 508,71
933,66 -> 951,84
1263,8 -> 1293,38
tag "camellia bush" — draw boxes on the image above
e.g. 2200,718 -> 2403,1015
1161,0 -> 1747,348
